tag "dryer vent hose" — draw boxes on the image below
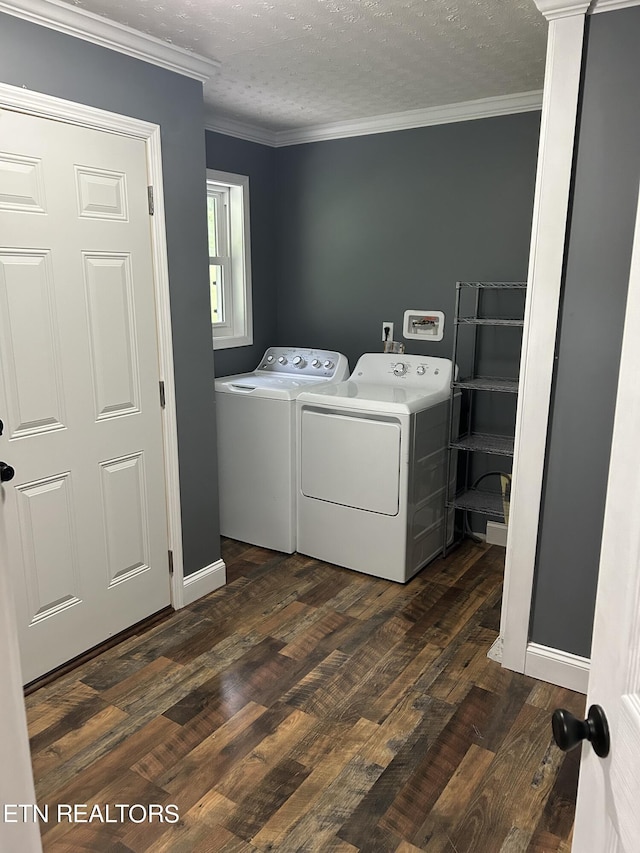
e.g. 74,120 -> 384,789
464,471 -> 512,543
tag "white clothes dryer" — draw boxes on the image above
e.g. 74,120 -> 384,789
215,347 -> 349,553
296,353 -> 458,582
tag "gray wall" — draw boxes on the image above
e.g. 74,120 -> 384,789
274,113 -> 540,370
207,116 -> 539,535
205,132 -> 278,377
530,7 -> 640,656
0,13 -> 219,576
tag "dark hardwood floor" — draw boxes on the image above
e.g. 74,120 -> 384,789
26,538 -> 584,852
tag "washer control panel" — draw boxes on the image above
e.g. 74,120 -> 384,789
258,347 -> 349,380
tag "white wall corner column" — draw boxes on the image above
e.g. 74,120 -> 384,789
499,0 -> 590,680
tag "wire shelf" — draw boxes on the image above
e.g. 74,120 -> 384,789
453,377 -> 519,393
448,489 -> 507,518
443,280 -> 523,555
456,317 -> 524,327
450,433 -> 515,457
456,281 -> 527,289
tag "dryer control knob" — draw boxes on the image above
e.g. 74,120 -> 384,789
417,365 -> 426,375
393,362 -> 407,376
278,356 -> 288,365
293,356 -> 306,368
311,359 -> 322,368
323,360 -> 334,370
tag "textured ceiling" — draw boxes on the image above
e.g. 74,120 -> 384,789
65,0 -> 547,133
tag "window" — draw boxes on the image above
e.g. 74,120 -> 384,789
206,169 -> 253,349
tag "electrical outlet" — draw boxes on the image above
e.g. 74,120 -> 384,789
382,321 -> 394,342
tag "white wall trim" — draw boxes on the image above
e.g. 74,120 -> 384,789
205,90 -> 543,148
273,90 -> 544,147
0,81 -> 187,612
182,559 -> 227,607
535,0 -> 591,18
0,82 -> 160,135
525,642 -> 590,693
500,13 -> 587,673
486,521 -> 508,548
0,0 -> 219,81
145,130 -> 187,612
204,114 -> 277,147
536,0 -> 640,17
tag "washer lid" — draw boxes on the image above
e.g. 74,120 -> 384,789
296,379 -> 450,414
215,346 -> 350,400
215,373 -> 340,401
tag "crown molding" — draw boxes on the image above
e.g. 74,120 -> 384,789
0,0 -> 219,81
204,114 -> 277,147
591,0 -> 640,11
534,0 -> 640,16
534,1 -> 590,18
206,90 -> 544,149
273,90 -> 543,147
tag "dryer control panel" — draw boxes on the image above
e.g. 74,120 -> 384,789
351,353 -> 454,390
258,347 -> 349,381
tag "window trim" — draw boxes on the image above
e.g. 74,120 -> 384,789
206,169 -> 253,349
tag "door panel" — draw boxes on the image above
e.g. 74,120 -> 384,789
75,165 -> 128,220
84,253 -> 140,419
100,453 -> 150,586
16,473 -> 80,622
572,183 -> 640,851
0,150 -> 46,213
0,250 -> 66,436
0,107 -> 170,683
610,695 -> 640,851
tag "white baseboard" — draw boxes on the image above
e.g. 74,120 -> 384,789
486,521 -> 508,547
524,642 -> 590,693
182,559 -> 226,606
487,636 -> 503,663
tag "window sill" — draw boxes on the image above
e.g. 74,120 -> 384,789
213,333 -> 253,350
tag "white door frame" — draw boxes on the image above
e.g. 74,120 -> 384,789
0,81 -> 186,608
501,0 -> 640,692
499,0 -> 590,688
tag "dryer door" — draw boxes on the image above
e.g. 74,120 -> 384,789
300,408 -> 401,516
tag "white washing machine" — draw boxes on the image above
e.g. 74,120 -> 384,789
215,347 -> 349,553
296,353 -> 458,582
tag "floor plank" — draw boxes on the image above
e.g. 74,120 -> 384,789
26,539 -> 582,851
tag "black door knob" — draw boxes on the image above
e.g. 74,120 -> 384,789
0,461 -> 15,482
552,704 -> 610,758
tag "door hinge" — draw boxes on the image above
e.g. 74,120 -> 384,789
159,380 -> 166,409
148,185 -> 154,215
168,550 -> 174,576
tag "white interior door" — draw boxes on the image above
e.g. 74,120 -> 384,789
571,183 -> 640,852
0,484 -> 42,852
0,108 -> 171,684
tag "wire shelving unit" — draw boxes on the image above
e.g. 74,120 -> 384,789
443,280 -> 526,554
